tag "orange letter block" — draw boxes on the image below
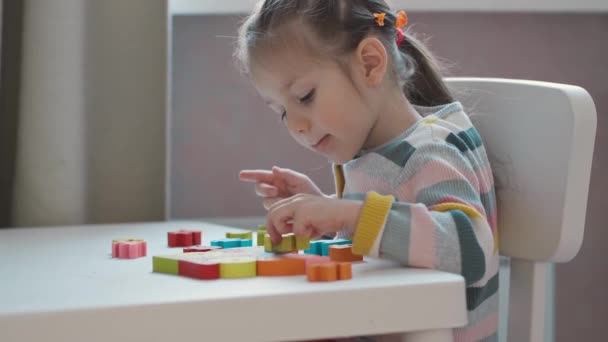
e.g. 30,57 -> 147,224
306,262 -> 352,282
329,244 -> 363,262
257,257 -> 306,276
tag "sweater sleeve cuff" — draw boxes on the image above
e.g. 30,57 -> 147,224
352,191 -> 394,256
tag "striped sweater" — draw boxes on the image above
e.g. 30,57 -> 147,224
335,102 -> 499,342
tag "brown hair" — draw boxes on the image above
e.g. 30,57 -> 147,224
236,0 -> 453,106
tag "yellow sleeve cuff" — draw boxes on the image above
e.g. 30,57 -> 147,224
352,191 -> 395,255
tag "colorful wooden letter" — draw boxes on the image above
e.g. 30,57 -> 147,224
210,238 -> 253,248
168,230 -> 202,247
179,258 -> 220,280
320,239 -> 352,256
264,233 -> 311,253
257,257 -> 306,276
306,262 -> 352,282
183,245 -> 222,253
329,244 -> 363,262
226,231 -> 253,239
257,225 -> 267,246
152,255 -> 180,275
219,257 -> 257,279
112,238 -> 147,259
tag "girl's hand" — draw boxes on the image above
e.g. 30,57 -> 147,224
265,194 -> 362,244
239,166 -> 326,209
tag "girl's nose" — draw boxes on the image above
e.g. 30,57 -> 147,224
290,113 -> 311,135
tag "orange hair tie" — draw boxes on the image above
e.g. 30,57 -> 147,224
373,13 -> 386,27
395,10 -> 408,29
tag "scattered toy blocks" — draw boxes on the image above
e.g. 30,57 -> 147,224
210,238 -> 253,248
239,239 -> 253,247
153,254 -> 180,275
320,239 -> 352,256
283,253 -> 331,267
306,262 -> 352,282
154,249 -> 264,278
153,234 -> 356,282
226,231 -> 253,239
295,235 -> 311,250
112,238 -> 147,259
183,245 -> 222,253
257,225 -> 267,246
219,257 -> 257,279
337,262 -> 353,280
303,239 -> 352,256
179,258 -> 220,280
329,244 -> 363,262
307,262 -> 337,282
264,233 -> 311,253
264,234 -> 294,253
257,257 -> 306,276
304,240 -> 323,255
168,230 -> 202,247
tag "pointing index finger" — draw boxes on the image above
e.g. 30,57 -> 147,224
239,169 -> 274,183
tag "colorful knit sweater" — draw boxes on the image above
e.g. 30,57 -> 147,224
335,102 -> 499,342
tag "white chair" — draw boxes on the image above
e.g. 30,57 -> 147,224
446,78 -> 597,342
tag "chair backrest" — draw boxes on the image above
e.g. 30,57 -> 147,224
446,78 -> 597,263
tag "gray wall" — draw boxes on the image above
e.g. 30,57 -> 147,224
170,13 -> 607,341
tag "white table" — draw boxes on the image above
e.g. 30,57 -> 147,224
0,221 -> 467,342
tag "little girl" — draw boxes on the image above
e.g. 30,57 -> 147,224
237,1 -> 498,341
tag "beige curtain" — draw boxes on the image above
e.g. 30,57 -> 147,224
0,0 -> 22,228
11,0 -> 168,227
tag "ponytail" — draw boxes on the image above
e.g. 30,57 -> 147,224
397,31 -> 454,107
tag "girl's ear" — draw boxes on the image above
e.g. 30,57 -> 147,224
353,37 -> 388,87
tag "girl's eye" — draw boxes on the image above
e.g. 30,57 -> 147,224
281,111 -> 287,121
299,89 -> 315,104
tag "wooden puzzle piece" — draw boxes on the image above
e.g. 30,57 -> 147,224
112,238 -> 146,259
168,230 -> 202,247
183,245 -> 222,253
153,245 -> 353,282
306,262 -> 352,282
320,239 -> 352,256
304,239 -> 353,256
283,253 -> 331,267
329,244 -> 363,262
210,238 -> 253,248
304,240 -> 323,255
307,262 -> 337,282
179,257 -> 220,280
226,231 -> 253,239
257,257 -> 306,276
295,235 -> 311,250
257,225 -> 267,246
112,238 -> 145,243
153,247 -> 272,278
219,257 -> 257,278
155,251 -> 257,279
152,254 -> 181,275
264,234 -> 294,253
337,262 -> 352,280
196,247 -> 266,259
264,233 -> 311,253
240,239 -> 253,247
211,238 -> 240,248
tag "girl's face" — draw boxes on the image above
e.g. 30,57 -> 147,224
251,48 -> 377,164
